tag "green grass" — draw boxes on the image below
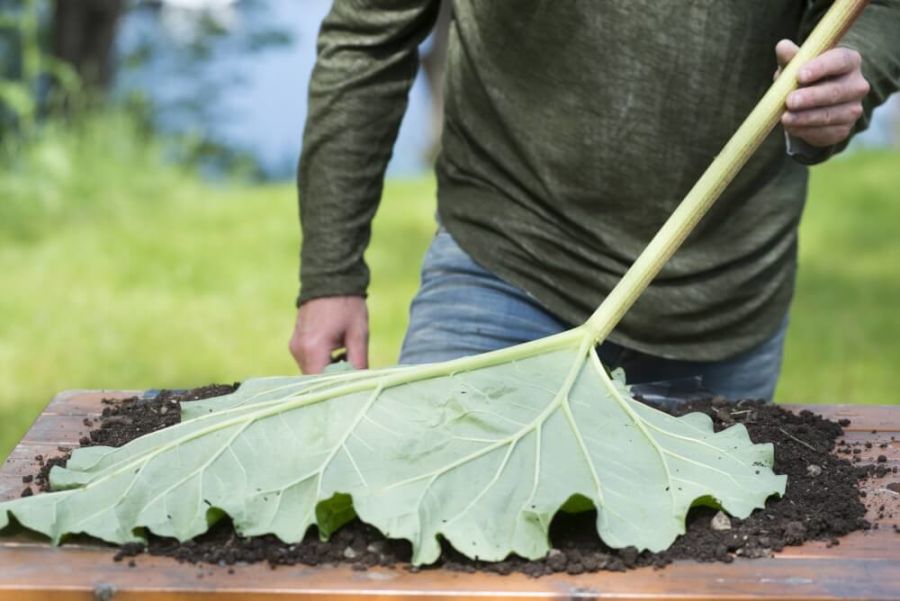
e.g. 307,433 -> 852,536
778,151 -> 900,404
0,178 -> 438,460
0,118 -> 438,460
0,121 -> 898,460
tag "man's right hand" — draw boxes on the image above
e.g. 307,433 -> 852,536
289,296 -> 369,374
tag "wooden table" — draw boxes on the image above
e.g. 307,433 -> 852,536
1,391 -> 898,600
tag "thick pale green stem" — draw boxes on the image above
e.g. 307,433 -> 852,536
585,0 -> 869,342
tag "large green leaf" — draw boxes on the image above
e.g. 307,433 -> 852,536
0,328 -> 785,564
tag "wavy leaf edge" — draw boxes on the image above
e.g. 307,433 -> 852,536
0,326 -> 787,565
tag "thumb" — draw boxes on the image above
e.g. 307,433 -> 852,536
775,39 -> 800,78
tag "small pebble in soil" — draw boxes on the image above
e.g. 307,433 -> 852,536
710,511 -> 732,531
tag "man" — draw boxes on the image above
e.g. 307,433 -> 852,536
289,1 -> 899,400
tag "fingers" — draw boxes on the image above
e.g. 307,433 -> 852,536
781,68 -> 868,147
783,124 -> 854,148
289,316 -> 337,374
288,296 -> 369,374
786,74 -> 870,111
797,47 -> 861,85
783,101 -> 864,128
775,39 -> 800,71
775,41 -> 869,149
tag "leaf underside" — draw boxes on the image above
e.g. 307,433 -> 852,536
0,331 -> 786,564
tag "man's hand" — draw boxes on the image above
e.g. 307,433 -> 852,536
289,296 -> 369,374
776,40 -> 870,148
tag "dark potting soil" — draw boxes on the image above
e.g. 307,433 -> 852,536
27,386 -> 894,576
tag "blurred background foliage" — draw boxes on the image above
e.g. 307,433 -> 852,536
0,0 -> 899,460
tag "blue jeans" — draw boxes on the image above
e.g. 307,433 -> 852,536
399,228 -> 788,401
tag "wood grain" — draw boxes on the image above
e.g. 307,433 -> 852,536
786,404 -> 900,433
1,391 -> 898,600
1,546 -> 899,601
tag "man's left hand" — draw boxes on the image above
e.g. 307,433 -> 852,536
776,40 -> 870,148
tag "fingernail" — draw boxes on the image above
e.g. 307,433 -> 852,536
799,69 -> 812,82
783,112 -> 795,124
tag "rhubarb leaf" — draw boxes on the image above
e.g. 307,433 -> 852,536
0,329 -> 785,564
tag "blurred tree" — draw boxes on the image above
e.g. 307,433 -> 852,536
1,0 -> 49,136
51,0 -> 123,94
2,0 -> 294,177
0,0 -> 82,139
115,0 -> 292,177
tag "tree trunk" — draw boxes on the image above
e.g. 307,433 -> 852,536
51,0 -> 124,93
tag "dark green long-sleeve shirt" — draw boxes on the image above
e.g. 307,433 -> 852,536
297,0 -> 900,361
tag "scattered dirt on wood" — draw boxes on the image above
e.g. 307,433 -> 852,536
32,384 -> 238,492
27,387 -> 897,576
88,384 -> 239,448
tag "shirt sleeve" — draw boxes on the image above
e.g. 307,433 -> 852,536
784,131 -> 834,165
792,0 -> 900,165
296,0 -> 442,306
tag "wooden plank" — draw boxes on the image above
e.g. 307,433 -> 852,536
2,442 -> 59,464
0,476 -> 25,503
0,389 -> 145,503
41,390 -> 143,417
777,529 -> 900,559
15,415 -> 94,447
0,450 -> 38,475
785,404 -> 900,432
0,544 -> 899,601
0,392 -> 898,600
0,445 -> 70,501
